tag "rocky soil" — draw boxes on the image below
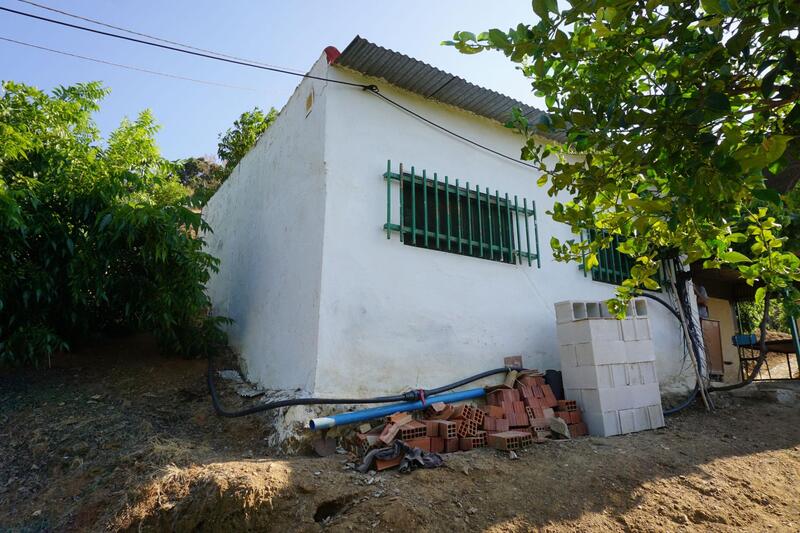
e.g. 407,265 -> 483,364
2,335 -> 799,532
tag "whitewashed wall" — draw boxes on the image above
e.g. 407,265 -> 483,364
314,64 -> 694,398
202,55 -> 330,392
203,53 -> 695,400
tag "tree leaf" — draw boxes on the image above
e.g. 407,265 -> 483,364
721,251 -> 751,263
755,286 -> 766,305
532,0 -> 549,19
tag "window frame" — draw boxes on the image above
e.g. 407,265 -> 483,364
383,160 -> 540,267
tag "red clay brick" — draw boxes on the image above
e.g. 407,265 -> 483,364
488,405 -> 504,418
483,416 -> 497,431
568,422 -> 588,437
495,418 -> 510,432
444,437 -> 459,453
424,403 -> 454,420
471,407 -> 485,426
558,400 -> 578,412
375,455 -> 402,471
487,389 -> 519,406
430,437 -> 444,454
436,420 -> 458,439
459,432 -> 486,450
457,418 -> 479,438
541,384 -> 559,407
405,437 -> 431,451
486,430 -> 533,451
452,404 -> 477,420
388,412 -> 412,425
379,423 -> 401,444
424,420 -> 440,437
398,420 -> 427,440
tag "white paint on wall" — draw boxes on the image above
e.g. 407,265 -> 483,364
313,64 -> 693,398
203,53 -> 696,401
202,54 -> 331,392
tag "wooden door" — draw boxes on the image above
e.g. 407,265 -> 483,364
701,318 -> 724,377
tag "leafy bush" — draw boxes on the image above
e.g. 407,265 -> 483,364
176,156 -> 224,207
217,107 -> 277,179
0,81 -> 228,366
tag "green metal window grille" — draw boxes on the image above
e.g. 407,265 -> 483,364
383,160 -> 540,267
581,229 -> 665,287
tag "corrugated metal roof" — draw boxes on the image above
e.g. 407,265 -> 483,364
335,36 -> 559,140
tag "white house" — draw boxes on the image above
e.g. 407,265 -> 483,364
203,36 -> 700,402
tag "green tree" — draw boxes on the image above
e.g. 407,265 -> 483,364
0,81 -> 227,366
176,155 -> 224,206
446,1 -> 800,316
217,107 -> 278,179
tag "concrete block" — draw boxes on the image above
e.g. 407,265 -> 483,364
625,339 -> 656,363
626,363 -> 641,386
610,364 -> 627,388
632,297 -> 648,317
586,301 -> 602,318
634,318 -> 652,340
638,362 -> 658,385
557,322 -> 573,346
575,340 -> 627,366
632,407 -> 650,432
564,388 -> 581,404
559,319 -> 621,346
647,404 -> 665,428
625,301 -> 636,318
619,408 -> 636,434
559,344 -> 578,368
621,319 -> 636,341
578,383 -> 662,412
582,409 -> 621,437
561,365 -> 614,390
555,301 -> 588,323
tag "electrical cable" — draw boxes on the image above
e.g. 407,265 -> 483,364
208,353 -> 518,418
0,6 -> 369,88
367,88 -> 538,169
637,291 -> 701,415
0,6 -> 542,170
0,36 -> 261,92
15,0 -> 305,74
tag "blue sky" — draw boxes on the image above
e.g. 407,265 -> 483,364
0,1 -> 542,160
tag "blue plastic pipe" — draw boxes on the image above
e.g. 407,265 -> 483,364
308,387 -> 486,430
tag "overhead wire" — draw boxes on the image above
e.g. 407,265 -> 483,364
0,5 -> 540,169
0,36 -> 261,92
367,88 -> 538,169
15,0 -> 306,74
0,5 -> 368,88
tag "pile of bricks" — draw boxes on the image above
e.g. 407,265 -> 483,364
352,372 -> 588,470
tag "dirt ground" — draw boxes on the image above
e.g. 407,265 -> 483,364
2,335 -> 800,532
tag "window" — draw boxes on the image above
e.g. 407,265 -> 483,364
582,229 -> 665,287
383,161 -> 540,267
583,230 -> 635,284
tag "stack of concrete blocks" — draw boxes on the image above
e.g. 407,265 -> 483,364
554,298 -> 665,437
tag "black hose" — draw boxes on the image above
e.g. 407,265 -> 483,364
208,354 -> 517,418
638,292 -> 702,415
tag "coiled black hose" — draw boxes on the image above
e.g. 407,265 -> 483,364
639,292 -> 702,415
208,356 -> 518,418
